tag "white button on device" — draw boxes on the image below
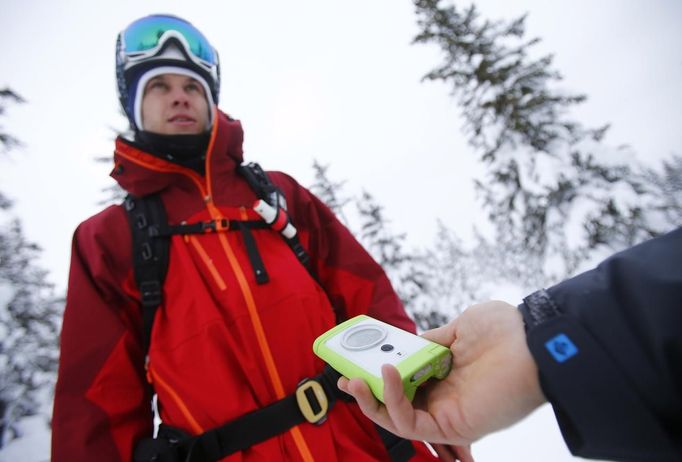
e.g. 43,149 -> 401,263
341,324 -> 388,350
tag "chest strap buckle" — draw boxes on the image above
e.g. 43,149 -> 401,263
295,378 -> 329,424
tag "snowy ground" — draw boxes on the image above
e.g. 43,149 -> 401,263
0,415 -> 50,462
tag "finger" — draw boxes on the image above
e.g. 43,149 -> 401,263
382,365 -> 468,445
340,376 -> 398,433
337,376 -> 350,394
421,318 -> 458,346
431,443 -> 457,462
432,443 -> 475,462
381,364 -> 421,437
453,444 -> 474,462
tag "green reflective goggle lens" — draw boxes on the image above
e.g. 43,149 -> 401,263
123,15 -> 216,65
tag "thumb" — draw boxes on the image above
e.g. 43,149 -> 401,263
421,318 -> 458,347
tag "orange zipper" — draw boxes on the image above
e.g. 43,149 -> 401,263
148,365 -> 204,435
121,112 -> 314,459
188,236 -> 227,290
210,206 -> 314,461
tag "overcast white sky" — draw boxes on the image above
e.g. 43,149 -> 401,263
1,1 -> 681,460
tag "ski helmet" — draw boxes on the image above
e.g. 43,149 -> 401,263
116,14 -> 220,131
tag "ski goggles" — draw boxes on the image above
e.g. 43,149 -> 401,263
120,15 -> 217,67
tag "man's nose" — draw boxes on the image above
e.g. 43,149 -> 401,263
171,87 -> 190,106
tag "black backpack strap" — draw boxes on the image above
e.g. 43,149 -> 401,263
124,194 -> 170,354
237,162 -> 285,210
137,365 -> 408,462
135,366 -> 414,462
238,162 -> 312,271
237,221 -> 269,284
157,219 -> 268,237
375,425 -> 416,462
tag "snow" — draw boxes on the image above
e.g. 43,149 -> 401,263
0,415 -> 50,462
475,405 -> 606,462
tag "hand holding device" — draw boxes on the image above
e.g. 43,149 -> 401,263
313,315 -> 452,402
338,302 -> 545,454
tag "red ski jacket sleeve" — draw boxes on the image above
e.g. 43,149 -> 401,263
52,205 -> 153,461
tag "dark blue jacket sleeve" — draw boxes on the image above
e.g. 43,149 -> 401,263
519,227 -> 682,462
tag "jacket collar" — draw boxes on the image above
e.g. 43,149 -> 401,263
111,108 -> 244,198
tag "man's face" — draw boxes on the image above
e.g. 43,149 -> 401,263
141,73 -> 210,135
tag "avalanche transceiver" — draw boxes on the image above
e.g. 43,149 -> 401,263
313,315 -> 452,402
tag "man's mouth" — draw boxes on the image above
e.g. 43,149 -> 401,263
169,115 -> 196,124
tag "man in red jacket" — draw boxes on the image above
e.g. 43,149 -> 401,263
52,14 -> 469,462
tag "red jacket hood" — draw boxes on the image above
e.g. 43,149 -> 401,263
111,108 -> 244,197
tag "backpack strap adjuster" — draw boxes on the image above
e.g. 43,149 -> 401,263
295,378 -> 329,425
201,218 -> 230,233
139,280 -> 163,308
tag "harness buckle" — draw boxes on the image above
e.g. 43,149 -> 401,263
295,379 -> 329,425
202,219 -> 230,233
215,218 -> 230,232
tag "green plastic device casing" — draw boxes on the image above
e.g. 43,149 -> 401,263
313,315 -> 452,402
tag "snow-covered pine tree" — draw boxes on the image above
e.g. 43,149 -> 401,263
354,190 -> 436,326
308,160 -> 353,227
306,162 -> 473,329
0,89 -> 25,213
0,88 -> 62,447
420,223 -> 485,321
413,0 -> 680,285
0,216 -> 62,447
0,89 -> 24,155
582,154 -> 682,251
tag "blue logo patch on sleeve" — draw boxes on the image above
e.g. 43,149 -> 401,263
545,333 -> 578,363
